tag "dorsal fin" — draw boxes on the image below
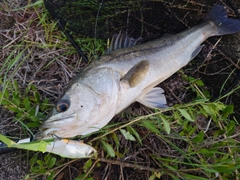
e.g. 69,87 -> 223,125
106,33 -> 141,53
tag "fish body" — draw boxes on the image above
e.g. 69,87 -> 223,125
39,5 -> 240,139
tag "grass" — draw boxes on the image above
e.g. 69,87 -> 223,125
0,0 -> 240,180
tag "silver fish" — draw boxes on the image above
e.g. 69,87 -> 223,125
39,5 -> 240,139
45,139 -> 97,158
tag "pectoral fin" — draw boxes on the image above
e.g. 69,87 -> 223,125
121,60 -> 149,87
191,45 -> 204,60
137,87 -> 168,108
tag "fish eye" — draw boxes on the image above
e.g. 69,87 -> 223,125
56,100 -> 70,112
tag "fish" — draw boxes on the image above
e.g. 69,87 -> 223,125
38,5 -> 240,139
0,134 -> 96,158
45,138 -> 97,158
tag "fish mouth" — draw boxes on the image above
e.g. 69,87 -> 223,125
37,113 -> 77,139
44,113 -> 77,123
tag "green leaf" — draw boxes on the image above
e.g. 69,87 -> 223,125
46,173 -> 55,180
201,104 -> 212,115
222,105 -> 234,118
160,115 -> 171,134
213,164 -> 240,174
26,122 -> 41,128
214,102 -> 225,111
0,99 -> 9,105
127,126 -> 142,145
101,140 -> 115,157
23,97 -> 31,109
149,174 -> 155,180
178,108 -> 194,121
112,133 -> 120,150
30,154 -> 38,167
34,91 -> 41,102
84,159 -> 93,173
0,134 -> 51,152
12,92 -> 20,106
194,98 -> 208,103
44,154 -> 51,162
37,160 -> 43,167
195,79 -> 204,86
173,111 -> 182,124
141,120 -> 160,133
168,174 -> 181,180
48,157 -> 57,169
226,121 -> 235,136
29,116 -> 39,122
13,80 -> 19,91
0,134 -> 16,147
198,106 -> 208,117
4,89 -> 9,99
7,50 -> 24,70
7,106 -> 21,113
198,148 -> 219,155
189,125 -> 197,136
184,173 -> 209,180
192,131 -> 204,143
120,129 -> 136,141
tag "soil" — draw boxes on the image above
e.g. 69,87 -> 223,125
0,0 -> 240,179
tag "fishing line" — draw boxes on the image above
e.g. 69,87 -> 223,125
94,0 -> 104,39
56,19 -> 88,63
43,0 -> 88,63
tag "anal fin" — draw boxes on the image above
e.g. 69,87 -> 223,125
137,87 -> 168,108
121,60 -> 149,87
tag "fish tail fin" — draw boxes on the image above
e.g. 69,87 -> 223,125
206,5 -> 240,35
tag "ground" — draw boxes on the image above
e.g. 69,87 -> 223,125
0,0 -> 240,180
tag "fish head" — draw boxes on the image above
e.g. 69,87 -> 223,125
37,68 -> 121,139
38,82 -> 104,139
